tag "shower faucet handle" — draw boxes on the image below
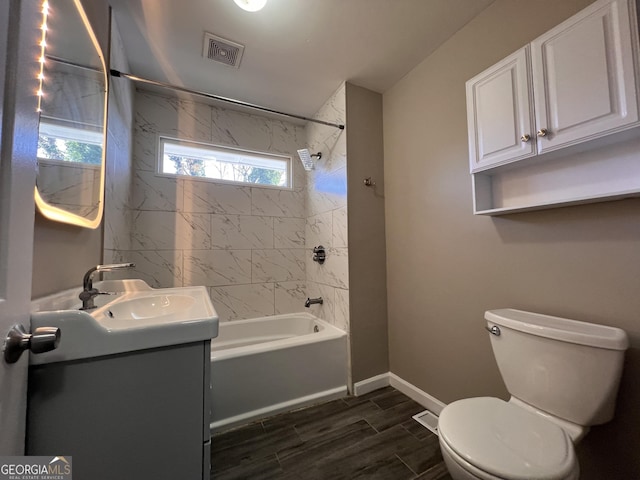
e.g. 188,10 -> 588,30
312,246 -> 326,264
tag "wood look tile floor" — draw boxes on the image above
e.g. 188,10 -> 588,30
211,387 -> 453,480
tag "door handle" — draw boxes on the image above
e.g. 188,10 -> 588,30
3,324 -> 60,364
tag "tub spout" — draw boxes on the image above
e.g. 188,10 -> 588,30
305,297 -> 323,308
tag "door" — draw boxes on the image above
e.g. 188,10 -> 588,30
0,0 -> 40,454
466,46 -> 535,173
531,0 -> 639,153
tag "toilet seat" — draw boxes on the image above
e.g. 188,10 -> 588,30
438,397 -> 578,480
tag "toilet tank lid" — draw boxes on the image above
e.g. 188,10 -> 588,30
486,309 -> 629,350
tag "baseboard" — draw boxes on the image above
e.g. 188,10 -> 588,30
389,372 -> 447,415
211,374 -> 447,434
353,373 -> 390,396
353,372 -> 447,414
210,386 -> 347,434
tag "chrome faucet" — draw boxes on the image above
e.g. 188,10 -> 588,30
79,263 -> 135,310
305,297 -> 323,308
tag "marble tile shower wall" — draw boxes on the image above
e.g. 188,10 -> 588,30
116,90 -> 311,321
104,17 -> 134,260
304,84 -> 349,333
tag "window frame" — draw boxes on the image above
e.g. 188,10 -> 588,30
37,118 -> 104,165
156,135 -> 293,190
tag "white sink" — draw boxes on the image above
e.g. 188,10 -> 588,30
30,280 -> 219,364
31,279 -> 154,311
102,294 -> 195,322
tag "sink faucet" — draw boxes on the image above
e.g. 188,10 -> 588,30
305,297 -> 323,308
79,263 -> 135,310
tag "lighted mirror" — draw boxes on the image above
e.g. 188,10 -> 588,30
34,0 -> 107,228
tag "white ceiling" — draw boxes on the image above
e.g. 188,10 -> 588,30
109,0 -> 495,117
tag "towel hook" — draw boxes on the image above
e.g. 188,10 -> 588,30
363,177 -> 376,187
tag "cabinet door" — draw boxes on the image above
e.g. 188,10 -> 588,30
466,47 -> 535,173
531,0 -> 639,154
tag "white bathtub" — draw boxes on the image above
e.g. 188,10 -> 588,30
210,312 -> 348,432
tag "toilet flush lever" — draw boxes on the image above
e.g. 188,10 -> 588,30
485,325 -> 501,336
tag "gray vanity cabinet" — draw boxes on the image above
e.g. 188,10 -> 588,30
26,341 -> 211,480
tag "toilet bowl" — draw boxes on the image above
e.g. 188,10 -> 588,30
438,398 -> 579,480
438,309 -> 628,480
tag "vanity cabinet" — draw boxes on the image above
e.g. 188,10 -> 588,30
467,0 -> 640,214
26,341 -> 212,480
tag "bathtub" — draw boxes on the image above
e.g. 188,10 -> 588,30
210,312 -> 348,432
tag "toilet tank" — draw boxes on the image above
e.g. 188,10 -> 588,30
486,309 -> 628,426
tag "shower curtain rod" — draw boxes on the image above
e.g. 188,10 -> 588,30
110,69 -> 345,130
46,55 -> 103,73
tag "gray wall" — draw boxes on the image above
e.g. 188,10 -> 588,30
345,83 -> 389,383
32,213 -> 103,297
383,0 -> 640,477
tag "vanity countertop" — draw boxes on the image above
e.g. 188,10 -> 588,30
30,279 -> 219,365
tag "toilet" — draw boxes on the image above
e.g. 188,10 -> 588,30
438,308 -> 629,480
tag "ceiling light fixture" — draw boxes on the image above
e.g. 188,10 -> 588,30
233,0 -> 267,12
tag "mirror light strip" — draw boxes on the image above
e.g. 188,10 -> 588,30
36,0 -> 49,112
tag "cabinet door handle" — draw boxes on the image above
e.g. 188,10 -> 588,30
520,134 -> 531,142
537,128 -> 548,137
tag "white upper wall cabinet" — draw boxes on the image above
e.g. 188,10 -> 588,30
531,0 -> 639,153
467,47 -> 535,172
467,0 -> 640,215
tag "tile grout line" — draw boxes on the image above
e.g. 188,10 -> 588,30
395,452 -> 419,477
399,421 -> 425,442
419,461 -> 450,480
363,413 -> 381,434
274,451 -> 284,471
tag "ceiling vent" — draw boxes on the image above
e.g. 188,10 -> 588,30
203,33 -> 244,68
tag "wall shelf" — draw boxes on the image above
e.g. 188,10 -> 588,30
472,136 -> 640,215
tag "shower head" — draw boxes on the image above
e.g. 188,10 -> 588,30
297,149 -> 322,171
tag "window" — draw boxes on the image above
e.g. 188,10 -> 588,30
37,120 -> 103,165
158,137 -> 291,188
